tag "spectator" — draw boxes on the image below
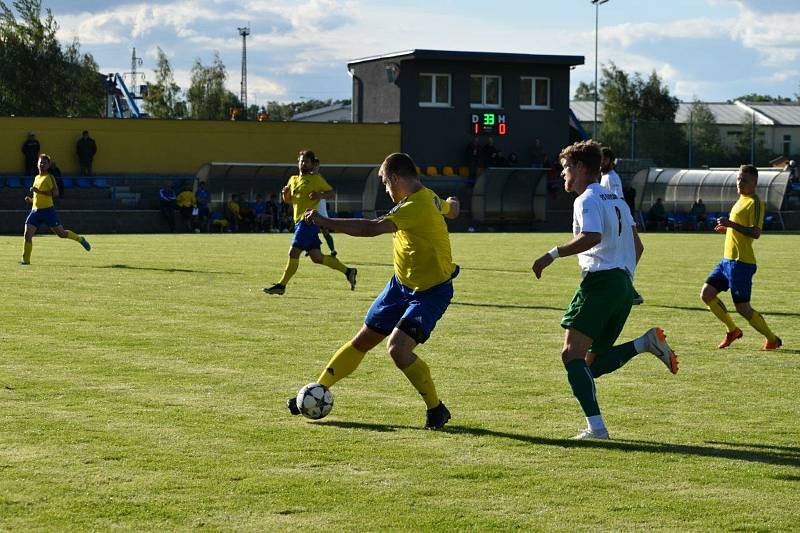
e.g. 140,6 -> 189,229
465,137 -> 481,178
267,193 -> 280,231
159,183 -> 177,232
481,136 -> 498,167
546,156 -> 561,199
278,195 -> 292,232
195,181 -> 211,232
239,194 -> 256,231
690,198 -> 707,230
531,138 -> 545,167
226,193 -> 242,232
507,152 -> 519,166
176,185 -> 197,232
494,150 -> 509,167
787,159 -> 797,184
647,197 -> 667,231
623,184 -> 637,217
76,130 -> 97,176
21,132 -> 40,176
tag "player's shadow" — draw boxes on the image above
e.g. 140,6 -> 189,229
654,304 -> 800,318
94,264 -> 235,274
319,421 -> 800,467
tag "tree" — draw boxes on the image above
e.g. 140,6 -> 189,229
0,0 -> 104,116
187,52 -> 236,120
686,100 -> 725,167
143,47 -> 184,119
573,81 -> 595,101
732,93 -> 791,103
598,62 -> 682,166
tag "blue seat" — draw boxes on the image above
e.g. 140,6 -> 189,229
23,177 -> 34,188
0,177 -> 4,188
62,177 -> 74,189
93,177 -> 109,188
76,177 -> 92,188
6,176 -> 22,188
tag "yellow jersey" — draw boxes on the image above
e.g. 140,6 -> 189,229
286,173 -> 332,223
176,190 -> 196,208
724,194 -> 763,265
383,186 -> 456,292
32,173 -> 57,209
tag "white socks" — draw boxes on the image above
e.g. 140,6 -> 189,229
586,415 -> 606,432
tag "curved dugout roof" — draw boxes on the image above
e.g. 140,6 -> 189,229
632,168 -> 790,213
471,168 -> 548,224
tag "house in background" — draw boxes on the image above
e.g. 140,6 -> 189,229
347,49 -> 584,168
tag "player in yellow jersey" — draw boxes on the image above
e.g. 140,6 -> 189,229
700,164 -> 781,350
286,152 -> 460,429
19,154 -> 91,265
263,150 -> 356,295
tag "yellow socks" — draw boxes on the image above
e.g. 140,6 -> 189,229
22,241 -> 32,263
65,230 -> 81,242
748,310 -> 778,342
278,257 -> 300,286
322,254 -> 348,274
317,342 -> 366,388
707,297 -> 738,332
401,357 -> 439,409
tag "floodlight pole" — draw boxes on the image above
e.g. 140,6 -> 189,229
592,0 -> 609,140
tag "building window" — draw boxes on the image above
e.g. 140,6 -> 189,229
470,75 -> 502,108
784,134 -> 792,157
520,77 -> 550,109
418,73 -> 451,107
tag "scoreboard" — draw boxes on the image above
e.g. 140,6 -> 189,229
471,112 -> 507,136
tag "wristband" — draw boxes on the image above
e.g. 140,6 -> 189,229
548,246 -> 559,259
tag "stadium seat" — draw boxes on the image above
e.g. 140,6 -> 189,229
425,166 -> 438,176
5,176 -> 21,188
23,177 -> 33,188
61,177 -> 74,189
442,166 -> 455,176
415,166 -> 421,176
93,177 -> 109,188
458,166 -> 470,177
76,177 -> 92,188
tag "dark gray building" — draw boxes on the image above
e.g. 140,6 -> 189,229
348,49 -> 584,168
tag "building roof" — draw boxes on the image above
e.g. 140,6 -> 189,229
291,103 -> 351,122
348,49 -> 584,68
571,100 -> 800,126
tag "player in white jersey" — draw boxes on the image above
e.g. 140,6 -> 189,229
601,146 -> 644,305
532,140 -> 678,440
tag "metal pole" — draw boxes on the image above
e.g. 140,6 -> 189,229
593,1 -> 599,140
750,112 -> 755,164
688,111 -> 693,168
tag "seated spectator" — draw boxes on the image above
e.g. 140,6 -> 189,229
647,197 -> 667,231
210,210 -> 229,232
225,193 -> 243,232
494,151 -> 509,167
278,197 -> 292,232
252,193 -> 271,232
238,194 -> 256,231
481,136 -> 498,167
176,185 -> 197,232
690,198 -> 707,230
267,193 -> 280,232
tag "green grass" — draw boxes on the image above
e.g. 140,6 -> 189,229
1,231 -> 799,531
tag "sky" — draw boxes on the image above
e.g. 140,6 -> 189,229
27,0 -> 800,105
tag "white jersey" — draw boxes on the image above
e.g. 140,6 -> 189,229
573,183 -> 637,277
317,198 -> 329,218
600,169 -> 623,198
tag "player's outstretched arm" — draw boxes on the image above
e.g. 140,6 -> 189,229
532,232 -> 601,279
633,227 -> 644,263
304,209 -> 396,237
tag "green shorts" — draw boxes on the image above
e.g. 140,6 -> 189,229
561,268 -> 633,356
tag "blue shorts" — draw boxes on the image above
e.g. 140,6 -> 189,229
706,259 -> 757,303
364,267 -> 459,344
25,207 -> 61,228
291,220 -> 322,251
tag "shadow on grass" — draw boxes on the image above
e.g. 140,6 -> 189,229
451,301 -> 564,312
94,264 -> 236,274
653,304 -> 800,318
353,261 -> 529,275
318,421 -> 800,467
706,441 -> 800,453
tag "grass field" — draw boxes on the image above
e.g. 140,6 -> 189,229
1,231 -> 799,531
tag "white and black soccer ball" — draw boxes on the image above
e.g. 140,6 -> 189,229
296,382 -> 334,420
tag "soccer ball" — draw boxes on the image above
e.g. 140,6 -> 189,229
296,382 -> 334,420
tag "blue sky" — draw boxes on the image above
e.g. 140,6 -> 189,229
31,0 -> 800,105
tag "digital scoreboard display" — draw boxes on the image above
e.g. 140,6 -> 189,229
471,112 -> 507,136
